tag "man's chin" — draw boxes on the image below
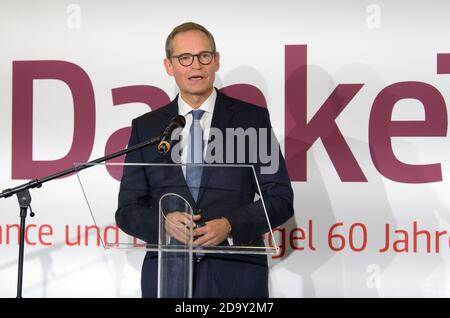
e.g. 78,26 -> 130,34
184,86 -> 214,97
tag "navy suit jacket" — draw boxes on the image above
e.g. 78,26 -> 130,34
115,90 -> 294,295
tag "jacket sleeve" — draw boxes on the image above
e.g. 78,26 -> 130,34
115,119 -> 159,244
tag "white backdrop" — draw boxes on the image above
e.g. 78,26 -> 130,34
2,0 -> 450,297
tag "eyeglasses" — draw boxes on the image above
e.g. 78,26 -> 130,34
170,51 -> 215,67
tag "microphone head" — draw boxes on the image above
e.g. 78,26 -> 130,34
172,115 -> 186,128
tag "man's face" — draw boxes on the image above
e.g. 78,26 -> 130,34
164,30 -> 220,103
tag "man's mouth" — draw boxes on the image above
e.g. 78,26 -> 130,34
188,75 -> 204,81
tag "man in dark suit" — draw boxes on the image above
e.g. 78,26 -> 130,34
115,22 -> 294,298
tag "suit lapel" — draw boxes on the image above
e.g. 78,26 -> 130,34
197,91 -> 236,203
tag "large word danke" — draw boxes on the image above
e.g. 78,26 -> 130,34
10,47 -> 450,183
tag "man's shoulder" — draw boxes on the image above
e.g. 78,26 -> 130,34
132,100 -> 177,126
218,91 -> 268,116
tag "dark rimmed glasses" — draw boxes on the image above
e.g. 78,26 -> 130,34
170,51 -> 216,67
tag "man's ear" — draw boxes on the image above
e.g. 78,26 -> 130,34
164,58 -> 174,76
213,52 -> 220,72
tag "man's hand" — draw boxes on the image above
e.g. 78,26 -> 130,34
193,217 -> 232,247
164,212 -> 201,244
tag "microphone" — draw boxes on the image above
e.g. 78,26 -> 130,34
157,115 -> 186,154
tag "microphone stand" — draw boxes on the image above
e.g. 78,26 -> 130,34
0,135 -> 161,298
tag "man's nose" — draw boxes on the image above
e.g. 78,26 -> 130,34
191,55 -> 202,68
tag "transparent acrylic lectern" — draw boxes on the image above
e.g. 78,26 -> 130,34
75,163 -> 279,298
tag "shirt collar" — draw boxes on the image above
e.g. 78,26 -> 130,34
178,88 -> 217,116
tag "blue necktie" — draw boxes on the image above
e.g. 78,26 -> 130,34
186,109 -> 205,202
186,110 -> 205,260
